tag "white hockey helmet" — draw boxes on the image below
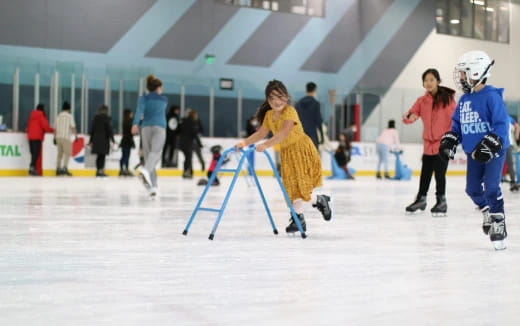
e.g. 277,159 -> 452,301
453,50 -> 494,93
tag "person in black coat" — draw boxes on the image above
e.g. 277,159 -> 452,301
162,105 -> 180,168
295,82 -> 324,150
119,108 -> 135,176
178,110 -> 200,178
89,105 -> 115,177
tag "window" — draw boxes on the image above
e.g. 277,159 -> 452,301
435,0 -> 510,43
216,0 -> 325,18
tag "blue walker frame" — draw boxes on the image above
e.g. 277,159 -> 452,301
182,145 -> 306,240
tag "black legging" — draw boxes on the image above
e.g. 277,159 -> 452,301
417,154 -> 449,197
181,147 -> 193,175
96,154 -> 106,170
29,140 -> 41,168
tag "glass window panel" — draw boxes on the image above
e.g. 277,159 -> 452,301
437,0 -> 509,44
473,1 -> 487,40
485,0 -> 498,41
461,0 -> 474,38
215,0 -> 324,17
448,0 -> 461,35
435,0 -> 449,34
497,1 -> 510,43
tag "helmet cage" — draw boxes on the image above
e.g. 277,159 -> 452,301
453,54 -> 494,94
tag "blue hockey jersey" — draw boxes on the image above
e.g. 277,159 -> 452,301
451,85 -> 510,154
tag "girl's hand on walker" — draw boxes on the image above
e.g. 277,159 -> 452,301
235,140 -> 246,151
256,143 -> 267,152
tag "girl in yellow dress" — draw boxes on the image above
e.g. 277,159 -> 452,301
236,80 -> 331,233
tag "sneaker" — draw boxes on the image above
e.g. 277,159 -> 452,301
481,206 -> 491,235
313,194 -> 332,221
285,213 -> 306,233
139,168 -> 152,188
62,168 -> 72,176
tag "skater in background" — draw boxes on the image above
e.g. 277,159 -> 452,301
403,68 -> 456,215
335,132 -> 354,179
26,103 -> 54,176
162,105 -> 180,168
119,108 -> 135,176
192,112 -> 205,172
235,80 -> 331,233
89,105 -> 115,177
295,81 -> 324,150
178,110 -> 200,178
54,101 -> 77,177
375,119 -> 400,179
131,75 -> 168,197
245,116 -> 259,137
440,50 -> 509,249
197,145 -> 229,186
502,116 -> 519,191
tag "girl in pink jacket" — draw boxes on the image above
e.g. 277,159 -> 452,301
403,68 -> 456,216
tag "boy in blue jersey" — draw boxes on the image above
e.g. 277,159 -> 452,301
439,50 -> 509,250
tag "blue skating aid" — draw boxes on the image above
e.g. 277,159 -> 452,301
328,151 -> 355,180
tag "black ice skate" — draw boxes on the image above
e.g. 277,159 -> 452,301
405,195 -> 427,213
430,195 -> 447,217
285,213 -> 306,233
481,206 -> 491,235
510,183 -> 520,192
489,213 -> 507,250
313,194 -> 332,221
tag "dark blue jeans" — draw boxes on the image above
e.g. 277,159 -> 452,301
120,147 -> 131,170
465,150 -> 507,214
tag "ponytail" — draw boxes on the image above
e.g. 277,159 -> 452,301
146,74 -> 162,92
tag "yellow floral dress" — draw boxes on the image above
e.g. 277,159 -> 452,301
263,105 -> 322,201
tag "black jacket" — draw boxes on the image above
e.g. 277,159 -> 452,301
178,117 -> 200,151
89,113 -> 115,155
120,118 -> 135,149
295,96 -> 323,148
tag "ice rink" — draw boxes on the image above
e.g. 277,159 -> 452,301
1,174 -> 520,325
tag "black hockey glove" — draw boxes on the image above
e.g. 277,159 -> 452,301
471,133 -> 502,163
439,131 -> 459,161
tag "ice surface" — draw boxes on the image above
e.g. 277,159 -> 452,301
1,175 -> 519,325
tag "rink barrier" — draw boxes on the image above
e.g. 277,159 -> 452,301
183,146 -> 307,240
0,133 -> 468,177
0,168 -> 467,177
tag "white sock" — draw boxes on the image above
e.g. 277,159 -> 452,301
293,199 -> 304,214
311,193 -> 318,205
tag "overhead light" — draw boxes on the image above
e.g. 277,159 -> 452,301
486,7 -> 494,12
450,19 -> 460,24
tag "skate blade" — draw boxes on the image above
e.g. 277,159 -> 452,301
138,174 -> 151,191
405,210 -> 424,215
431,212 -> 447,217
493,240 -> 507,250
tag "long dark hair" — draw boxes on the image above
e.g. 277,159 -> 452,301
123,108 -> 133,121
255,80 -> 290,124
422,68 -> 455,109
